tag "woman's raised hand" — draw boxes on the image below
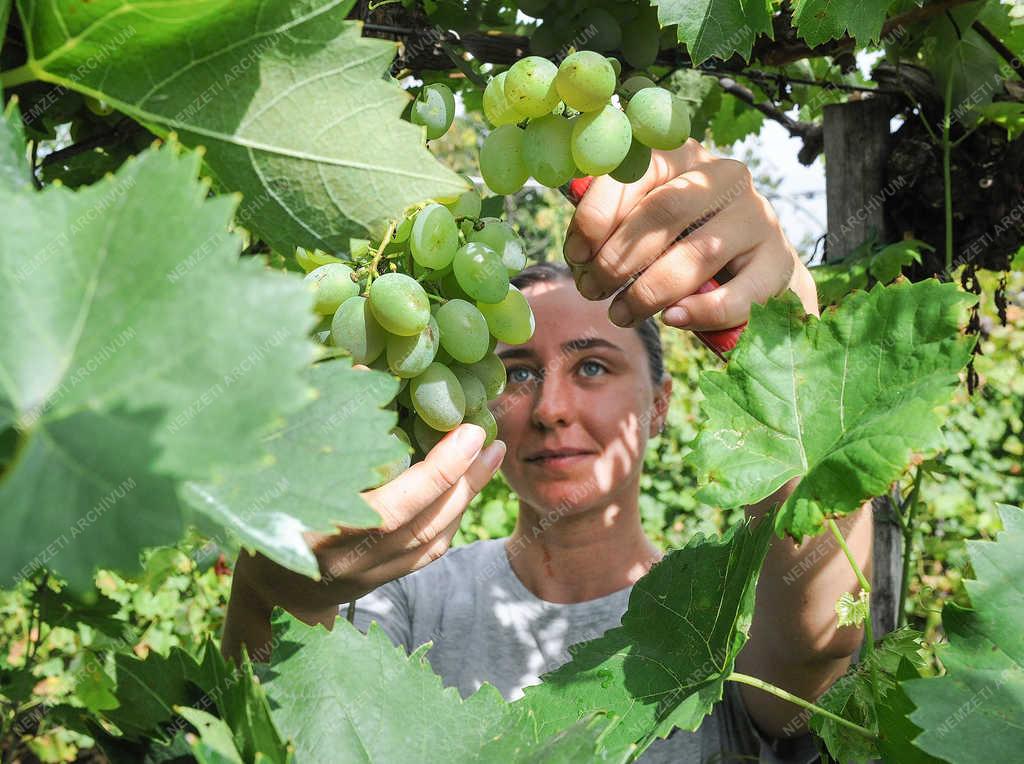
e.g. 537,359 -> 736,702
228,423 -> 505,627
562,139 -> 819,329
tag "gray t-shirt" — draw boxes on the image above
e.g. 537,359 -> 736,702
347,537 -> 821,763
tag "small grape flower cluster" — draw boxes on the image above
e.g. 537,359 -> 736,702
297,181 -> 533,484
479,51 -> 690,194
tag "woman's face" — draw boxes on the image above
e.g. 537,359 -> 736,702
492,277 -> 670,516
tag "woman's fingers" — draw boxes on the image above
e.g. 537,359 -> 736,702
604,201 -> 764,326
368,441 -> 506,581
564,140 -> 713,267
661,246 -> 794,330
360,423 -> 487,531
382,439 -> 506,557
576,157 -> 753,301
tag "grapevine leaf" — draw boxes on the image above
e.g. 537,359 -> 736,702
812,239 -> 927,306
923,4 -> 1004,115
260,610 -> 616,763
175,708 -> 245,764
0,136 -> 315,591
790,0 -> 891,47
902,504 -> 1024,763
183,360 -> 402,578
708,93 -> 764,146
0,97 -> 31,195
651,0 -> 774,65
12,0 -> 466,253
104,646 -> 205,742
875,658 -> 947,764
810,627 -> 930,762
516,515 -> 774,758
976,102 -> 1024,141
188,638 -> 290,764
687,280 -> 976,541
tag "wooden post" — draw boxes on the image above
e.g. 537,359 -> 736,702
823,99 -> 903,642
823,98 -> 893,262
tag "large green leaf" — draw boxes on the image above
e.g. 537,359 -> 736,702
184,360 -> 403,578
790,0 -> 893,47
516,515 -> 774,758
687,280 -> 975,541
0,97 -> 31,195
651,0 -> 774,65
902,504 -> 1024,763
260,610 -> 617,763
812,239 -> 928,306
0,132 -> 315,590
923,3 -> 1005,116
11,0 -> 465,253
810,627 -> 931,762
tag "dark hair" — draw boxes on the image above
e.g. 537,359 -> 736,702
511,262 -> 665,388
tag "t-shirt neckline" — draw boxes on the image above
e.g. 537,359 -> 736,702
498,538 -> 635,609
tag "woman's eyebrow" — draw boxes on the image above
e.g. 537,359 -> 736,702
561,337 -> 624,354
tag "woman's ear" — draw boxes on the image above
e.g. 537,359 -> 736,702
648,373 -> 673,438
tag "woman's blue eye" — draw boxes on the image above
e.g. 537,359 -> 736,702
579,361 -> 605,377
508,367 -> 536,383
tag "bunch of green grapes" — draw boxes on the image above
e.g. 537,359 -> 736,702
296,180 -> 533,485
478,46 -> 690,195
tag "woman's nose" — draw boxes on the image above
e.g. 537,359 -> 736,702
530,371 -> 574,430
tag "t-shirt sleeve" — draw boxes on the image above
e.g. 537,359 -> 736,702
717,680 -> 821,763
345,579 -> 414,654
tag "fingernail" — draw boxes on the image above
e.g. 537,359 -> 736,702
662,306 -> 689,327
578,271 -> 601,300
456,424 -> 485,458
482,440 -> 506,470
564,232 -> 591,265
608,301 -> 632,327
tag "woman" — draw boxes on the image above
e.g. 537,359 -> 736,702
223,141 -> 872,762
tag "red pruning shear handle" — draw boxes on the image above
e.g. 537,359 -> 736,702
562,175 -> 746,361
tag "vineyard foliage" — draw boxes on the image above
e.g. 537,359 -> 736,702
1,0 -> 1022,761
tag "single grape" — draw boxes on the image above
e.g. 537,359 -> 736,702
451,365 -> 488,415
619,75 -> 657,104
522,115 -> 577,188
304,262 -> 359,316
295,246 -> 343,273
387,316 -> 440,378
441,271 -> 473,301
368,273 -> 431,337
607,57 -> 622,78
477,286 -> 535,345
466,353 -> 507,398
483,71 -> 523,128
410,83 -> 455,140
571,104 -> 632,175
504,56 -> 560,118
330,296 -> 387,364
444,176 -> 482,220
530,21 -> 563,57
626,87 -> 691,150
410,362 -> 466,431
369,428 -> 413,488
555,51 -> 617,113
578,8 -> 622,51
453,242 -> 510,304
435,299 -> 489,364
480,125 -> 529,195
412,415 -> 447,454
463,406 -> 498,447
467,218 -> 526,275
610,139 -> 652,183
410,203 -> 459,269
621,8 -> 660,69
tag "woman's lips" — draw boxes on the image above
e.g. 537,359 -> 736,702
524,449 -> 597,469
